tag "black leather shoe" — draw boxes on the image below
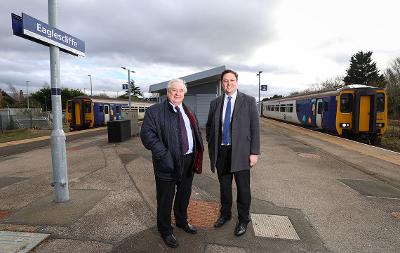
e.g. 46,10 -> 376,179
234,222 -> 248,236
176,223 -> 197,234
161,234 -> 178,248
214,216 -> 231,228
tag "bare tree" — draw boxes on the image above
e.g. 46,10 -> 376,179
320,75 -> 345,90
385,57 -> 400,119
8,84 -> 21,102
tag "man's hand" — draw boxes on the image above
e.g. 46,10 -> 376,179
249,154 -> 258,167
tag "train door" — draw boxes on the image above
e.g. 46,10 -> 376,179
74,101 -> 82,127
104,104 -> 110,123
316,98 -> 323,128
358,96 -> 371,132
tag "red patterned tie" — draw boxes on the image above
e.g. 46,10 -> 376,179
176,106 -> 189,154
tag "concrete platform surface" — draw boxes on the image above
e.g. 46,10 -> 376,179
0,118 -> 399,252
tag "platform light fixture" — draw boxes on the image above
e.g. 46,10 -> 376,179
88,74 -> 93,97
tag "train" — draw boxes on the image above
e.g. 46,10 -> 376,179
261,84 -> 387,144
66,96 -> 153,130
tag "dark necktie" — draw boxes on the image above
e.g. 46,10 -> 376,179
176,106 -> 189,154
223,96 -> 232,145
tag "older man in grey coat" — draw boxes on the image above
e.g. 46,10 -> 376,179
206,69 -> 260,236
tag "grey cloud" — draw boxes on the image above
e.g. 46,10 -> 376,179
0,0 -> 278,92
2,0 -> 277,65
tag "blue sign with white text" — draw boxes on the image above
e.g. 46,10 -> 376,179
11,13 -> 85,57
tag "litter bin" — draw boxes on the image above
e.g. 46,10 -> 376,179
107,120 -> 131,143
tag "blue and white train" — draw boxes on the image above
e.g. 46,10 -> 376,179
261,85 -> 388,144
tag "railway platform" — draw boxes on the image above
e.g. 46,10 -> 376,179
0,118 -> 399,252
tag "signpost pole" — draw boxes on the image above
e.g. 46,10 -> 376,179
257,71 -> 262,116
128,70 -> 131,110
49,0 -> 69,202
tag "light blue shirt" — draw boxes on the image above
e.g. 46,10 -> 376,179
171,103 -> 194,154
221,91 -> 237,145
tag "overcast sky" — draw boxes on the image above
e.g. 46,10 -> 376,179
1,0 -> 399,99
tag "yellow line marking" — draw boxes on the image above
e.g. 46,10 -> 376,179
0,127 -> 106,148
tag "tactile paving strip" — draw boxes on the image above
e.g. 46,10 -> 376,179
0,231 -> 50,253
251,213 -> 300,240
173,199 -> 219,228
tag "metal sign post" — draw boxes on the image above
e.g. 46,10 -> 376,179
121,67 -> 135,110
11,0 -> 85,203
257,71 -> 263,115
48,0 -> 69,202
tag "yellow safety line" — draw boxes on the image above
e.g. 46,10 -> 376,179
0,127 -> 107,148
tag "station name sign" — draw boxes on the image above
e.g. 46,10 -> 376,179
11,13 -> 85,57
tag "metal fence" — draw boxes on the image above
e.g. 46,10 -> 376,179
0,108 -> 52,132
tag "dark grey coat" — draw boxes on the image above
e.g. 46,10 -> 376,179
206,91 -> 260,173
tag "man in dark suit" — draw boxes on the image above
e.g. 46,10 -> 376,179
141,79 -> 204,248
206,69 -> 260,236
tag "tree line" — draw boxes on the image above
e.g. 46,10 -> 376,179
0,84 -> 84,111
0,80 -> 144,111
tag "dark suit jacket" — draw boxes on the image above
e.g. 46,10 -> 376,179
206,91 -> 260,173
141,100 -> 204,180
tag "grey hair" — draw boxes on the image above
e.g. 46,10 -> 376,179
167,78 -> 187,94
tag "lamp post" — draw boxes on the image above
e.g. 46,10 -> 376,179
88,74 -> 93,96
26,80 -> 30,109
257,71 -> 262,115
121,67 -> 135,110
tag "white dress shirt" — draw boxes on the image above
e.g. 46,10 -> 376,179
170,102 -> 194,154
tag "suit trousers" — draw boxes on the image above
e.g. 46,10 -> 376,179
216,145 -> 251,223
155,153 -> 194,236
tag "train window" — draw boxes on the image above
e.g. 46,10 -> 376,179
275,105 -> 279,111
376,93 -> 385,112
104,106 -> 109,114
85,101 -> 91,113
288,104 -> 293,112
139,107 -> 145,112
280,104 -> 286,112
317,102 -> 323,114
67,102 -> 72,113
340,93 -> 353,113
99,106 -> 103,112
116,106 -> 121,113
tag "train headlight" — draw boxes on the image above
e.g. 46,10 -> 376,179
376,123 -> 384,128
340,123 -> 350,128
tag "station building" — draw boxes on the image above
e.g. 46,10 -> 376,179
148,65 -> 226,127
